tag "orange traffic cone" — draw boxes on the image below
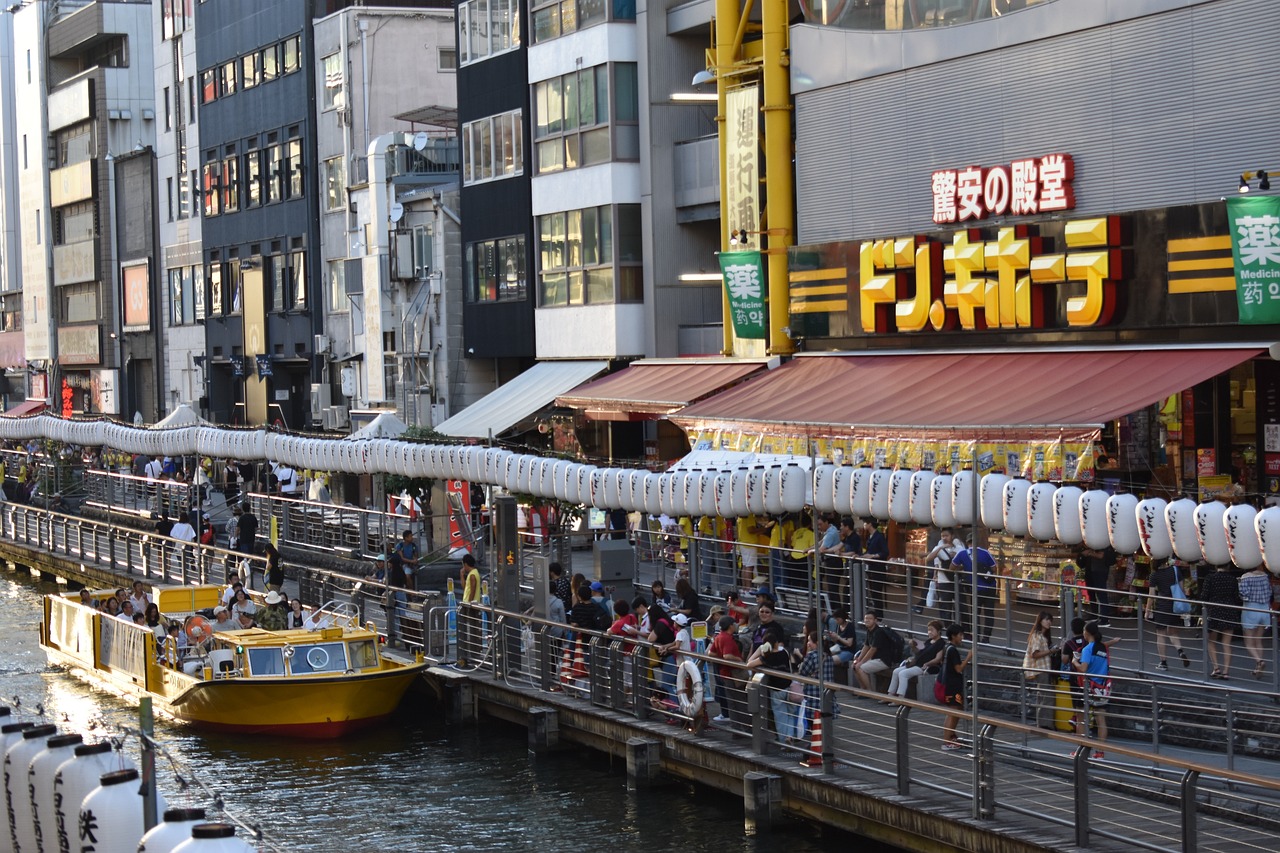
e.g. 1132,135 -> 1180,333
801,711 -> 824,768
559,643 -> 575,684
570,637 -> 588,679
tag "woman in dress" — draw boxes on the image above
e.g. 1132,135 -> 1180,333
1238,564 -> 1274,678
1200,563 -> 1241,680
1147,559 -> 1191,670
1022,611 -> 1056,726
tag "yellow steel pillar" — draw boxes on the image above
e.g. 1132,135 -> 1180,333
715,0 -> 738,356
761,0 -> 794,356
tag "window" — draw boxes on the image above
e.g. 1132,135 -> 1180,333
327,260 -> 347,313
222,152 -> 239,213
189,77 -> 197,119
438,48 -> 457,71
60,283 -> 98,324
282,36 -> 301,75
219,60 -> 237,97
163,87 -> 171,131
322,53 -> 343,111
324,156 -> 345,210
286,140 -> 303,199
265,144 -> 284,204
458,0 -> 521,66
202,159 -> 222,217
270,255 -> 287,312
261,44 -> 279,82
289,642 -> 347,675
462,110 -> 523,186
466,235 -> 527,303
227,260 -> 242,314
241,52 -> 260,89
55,124 -> 94,168
536,204 -> 641,306
193,264 -> 205,320
170,266 -> 198,325
269,252 -> 306,311
244,148 -> 261,208
54,201 -> 96,244
532,0 -> 634,44
533,64 -> 637,174
166,177 -> 174,222
187,169 -> 198,218
208,262 -> 222,315
1,294 -> 22,332
200,69 -> 216,104
289,250 -> 307,309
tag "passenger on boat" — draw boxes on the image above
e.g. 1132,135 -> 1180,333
145,603 -> 166,642
222,576 -> 243,606
235,611 -> 257,630
257,591 -> 288,631
211,605 -> 238,633
132,613 -> 146,626
78,588 -> 94,607
119,600 -> 136,622
104,597 -> 121,617
128,581 -> 151,613
286,598 -> 306,629
230,589 -> 258,622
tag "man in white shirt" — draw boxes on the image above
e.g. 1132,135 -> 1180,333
170,515 -> 197,543
128,580 -> 151,614
273,462 -> 298,496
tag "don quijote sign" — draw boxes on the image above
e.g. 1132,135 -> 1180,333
931,154 -> 1075,224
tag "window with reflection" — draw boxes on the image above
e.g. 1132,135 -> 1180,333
532,0 -> 634,43
462,110 -> 523,185
458,0 -> 521,66
536,204 -> 641,306
466,235 -> 527,303
533,63 -> 637,175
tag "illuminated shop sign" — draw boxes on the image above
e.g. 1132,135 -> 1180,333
860,217 -> 1122,333
931,154 -> 1075,225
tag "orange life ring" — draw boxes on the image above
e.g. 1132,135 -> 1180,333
185,615 -> 213,645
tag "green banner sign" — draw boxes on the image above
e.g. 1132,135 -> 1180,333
1228,195 -> 1280,324
719,251 -> 767,339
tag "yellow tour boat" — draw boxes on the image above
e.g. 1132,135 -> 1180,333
39,584 -> 427,738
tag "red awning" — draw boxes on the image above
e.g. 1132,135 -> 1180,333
4,399 -> 46,417
556,359 -> 768,420
672,346 -> 1263,441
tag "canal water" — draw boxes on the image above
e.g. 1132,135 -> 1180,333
0,573 -> 892,852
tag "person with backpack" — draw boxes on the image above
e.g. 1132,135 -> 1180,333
852,610 -> 903,692
951,534 -> 998,643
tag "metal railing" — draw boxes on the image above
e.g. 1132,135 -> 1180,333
436,602 -> 1280,853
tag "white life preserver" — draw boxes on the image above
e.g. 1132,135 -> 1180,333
675,658 -> 705,718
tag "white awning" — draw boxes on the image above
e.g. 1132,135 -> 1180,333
434,360 -> 609,439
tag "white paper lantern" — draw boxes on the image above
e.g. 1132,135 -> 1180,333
1194,501 -> 1230,566
1142,498 -> 1176,558
910,470 -> 936,525
80,769 -> 165,853
171,823 -> 257,852
657,473 -> 679,516
812,464 -> 837,513
869,468 -> 892,521
643,473 -> 663,517
614,469 -> 637,512
713,471 -> 734,518
1027,482 -> 1058,541
1080,490 -> 1111,550
1162,498 -> 1201,562
762,466 -> 785,516
832,466 -> 854,517
1004,478 -> 1032,536
951,470 -> 976,526
27,732 -> 82,853
1254,506 -> 1280,575
1053,485 -> 1085,546
1224,504 -> 1263,570
6,724 -> 58,853
575,465 -> 595,506
976,473 -> 1007,529
138,807 -> 209,853
697,470 -> 718,517
888,470 -> 913,523
850,468 -> 873,518
746,466 -> 767,516
729,468 -> 750,517
779,465 -> 807,514
931,474 -> 956,528
1106,493 -> 1141,554
682,470 -> 702,517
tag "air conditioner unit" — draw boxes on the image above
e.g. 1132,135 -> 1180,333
324,405 -> 350,430
337,107 -> 352,127
310,383 -> 331,421
314,334 -> 330,354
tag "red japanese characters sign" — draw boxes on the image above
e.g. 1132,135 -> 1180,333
931,154 -> 1075,225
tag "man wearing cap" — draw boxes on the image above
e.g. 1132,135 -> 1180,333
589,581 -> 613,622
384,553 -> 410,648
257,590 -> 288,630
708,615 -> 745,724
211,605 -> 237,633
457,554 -> 482,664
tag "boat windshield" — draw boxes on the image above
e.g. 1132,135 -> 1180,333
349,640 -> 378,669
289,642 -> 348,675
247,647 -> 286,676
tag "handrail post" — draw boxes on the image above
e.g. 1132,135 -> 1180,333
976,723 -> 996,820
1180,769 -> 1200,853
894,704 -> 911,796
492,615 -> 507,680
632,646 -> 649,721
1224,691 -> 1235,773
538,626 -> 556,692
747,675 -> 766,755
1072,744 -> 1091,847
588,635 -> 607,707
608,642 -> 626,711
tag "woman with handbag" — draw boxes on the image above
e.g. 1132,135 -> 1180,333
924,528 -> 961,623
1148,559 -> 1192,671
1200,563 -> 1242,680
1022,611 -> 1056,727
1071,621 -> 1111,757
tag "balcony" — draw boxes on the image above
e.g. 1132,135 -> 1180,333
673,134 -> 718,216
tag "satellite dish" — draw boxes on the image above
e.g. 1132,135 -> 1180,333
389,202 -> 404,223
413,132 -> 429,151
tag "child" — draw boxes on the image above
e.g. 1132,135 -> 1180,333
941,623 -> 972,751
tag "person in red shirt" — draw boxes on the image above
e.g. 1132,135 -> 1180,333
707,616 -> 745,725
607,600 -> 639,693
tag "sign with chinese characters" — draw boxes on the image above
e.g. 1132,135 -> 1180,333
1226,195 -> 1280,324
91,369 -> 118,415
719,251 -> 767,339
931,154 -> 1075,225
859,216 -> 1122,333
725,85 -> 760,250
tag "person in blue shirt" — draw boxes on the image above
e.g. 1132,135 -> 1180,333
860,518 -> 890,612
950,534 -> 998,643
1071,620 -> 1110,753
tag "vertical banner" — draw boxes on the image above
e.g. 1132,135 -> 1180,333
242,266 -> 268,424
719,251 -> 768,338
724,84 -> 760,250
121,262 -> 151,330
1227,195 -> 1280,324
446,479 -> 472,553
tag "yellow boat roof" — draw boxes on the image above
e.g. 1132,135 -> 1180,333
218,626 -> 378,646
155,584 -> 223,614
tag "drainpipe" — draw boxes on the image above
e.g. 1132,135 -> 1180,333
361,132 -> 414,405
